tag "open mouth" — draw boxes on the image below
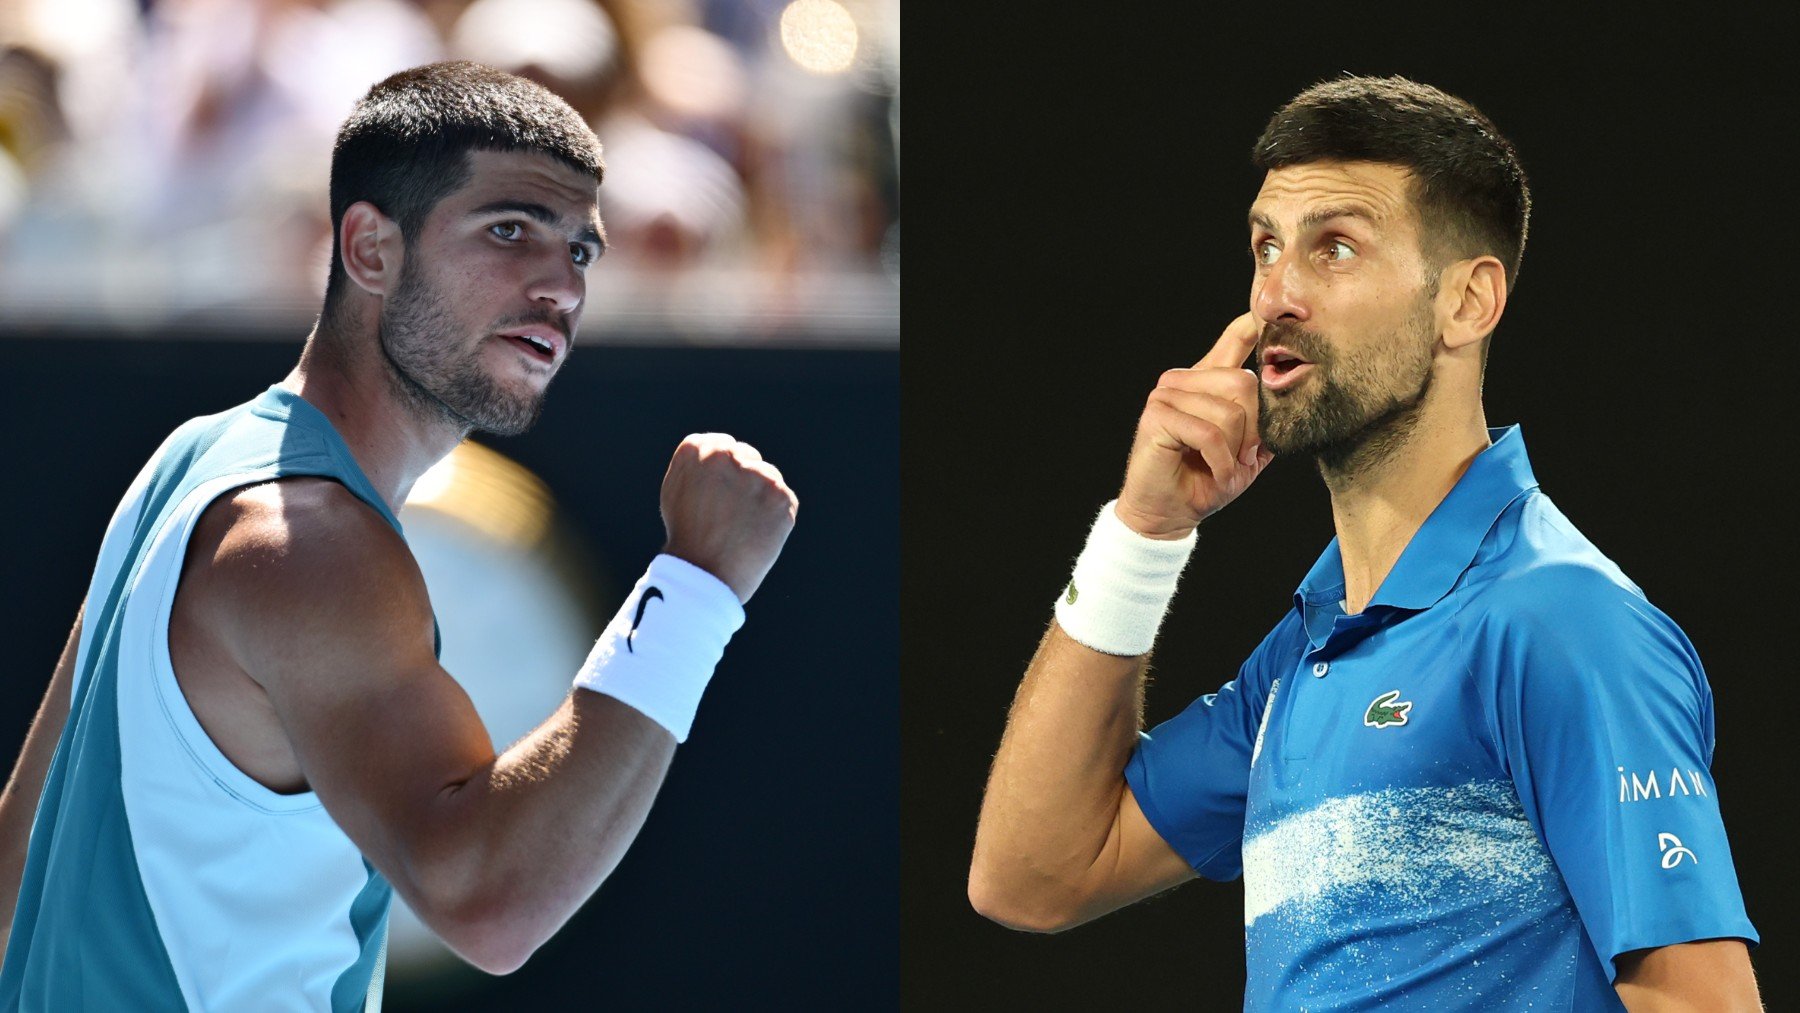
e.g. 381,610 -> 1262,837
503,333 -> 556,363
1260,349 -> 1314,389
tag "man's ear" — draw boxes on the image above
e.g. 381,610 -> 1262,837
339,201 -> 404,298
1437,255 -> 1508,350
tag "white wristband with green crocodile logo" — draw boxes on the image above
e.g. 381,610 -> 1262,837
1053,500 -> 1197,656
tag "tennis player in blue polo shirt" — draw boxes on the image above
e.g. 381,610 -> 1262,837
969,76 -> 1761,1010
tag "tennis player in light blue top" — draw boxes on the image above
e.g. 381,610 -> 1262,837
970,76 -> 1760,1010
0,62 -> 797,1010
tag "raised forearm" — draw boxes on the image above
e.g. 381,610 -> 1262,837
969,622 -> 1148,929
423,434 -> 796,968
970,320 -> 1270,928
426,690 -> 677,972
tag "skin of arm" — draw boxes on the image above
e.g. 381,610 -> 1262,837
0,605 -> 83,960
967,622 -> 1196,932
1615,939 -> 1761,1011
970,317 -> 1267,932
204,479 -> 677,975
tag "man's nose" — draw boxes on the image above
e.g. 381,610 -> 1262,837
1254,256 -> 1310,324
527,248 -> 584,316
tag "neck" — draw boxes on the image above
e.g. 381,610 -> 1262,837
1322,396 -> 1490,615
277,303 -> 467,514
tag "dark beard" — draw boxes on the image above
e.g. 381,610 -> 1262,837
1256,308 -> 1435,481
1302,367 -> 1432,477
377,259 -> 548,438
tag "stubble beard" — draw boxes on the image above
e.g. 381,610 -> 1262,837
377,258 -> 548,439
1256,297 -> 1437,482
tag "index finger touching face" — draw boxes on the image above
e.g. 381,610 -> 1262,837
1194,312 -> 1262,371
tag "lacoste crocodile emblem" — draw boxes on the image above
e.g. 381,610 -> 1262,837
1363,689 -> 1413,728
1065,580 -> 1079,605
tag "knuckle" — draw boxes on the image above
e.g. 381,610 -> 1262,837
1200,369 -> 1248,396
1188,417 -> 1224,449
1191,392 -> 1236,425
1218,394 -> 1247,423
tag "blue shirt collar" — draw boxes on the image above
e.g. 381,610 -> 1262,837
1295,425 -> 1540,619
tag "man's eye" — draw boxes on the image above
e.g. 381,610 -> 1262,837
490,222 -> 525,241
1253,240 -> 1279,266
571,244 -> 591,266
1327,240 -> 1356,261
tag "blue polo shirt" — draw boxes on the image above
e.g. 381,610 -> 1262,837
1124,426 -> 1757,1010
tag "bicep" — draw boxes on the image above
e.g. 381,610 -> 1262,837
265,637 -> 495,903
208,484 -> 498,910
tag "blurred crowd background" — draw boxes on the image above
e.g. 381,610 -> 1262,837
0,0 -> 899,343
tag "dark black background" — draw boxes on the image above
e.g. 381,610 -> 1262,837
903,7 -> 1795,1008
0,337 -> 896,1007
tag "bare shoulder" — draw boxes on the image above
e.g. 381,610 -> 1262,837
197,477 -> 390,555
186,477 -> 434,690
195,477 -> 419,596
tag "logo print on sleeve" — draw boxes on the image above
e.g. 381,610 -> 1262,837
1657,832 -> 1697,869
626,586 -> 664,653
1616,766 -> 1710,802
1362,689 -> 1413,728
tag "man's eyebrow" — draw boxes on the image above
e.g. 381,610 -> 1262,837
1248,205 -> 1384,234
467,199 -> 607,251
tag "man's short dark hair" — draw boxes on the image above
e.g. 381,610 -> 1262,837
323,61 -> 604,312
1252,75 -> 1530,289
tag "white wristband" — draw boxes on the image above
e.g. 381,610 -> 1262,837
574,553 -> 746,742
1053,500 -> 1197,656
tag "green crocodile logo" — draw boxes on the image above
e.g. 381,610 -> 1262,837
1065,580 -> 1079,605
1363,690 -> 1412,728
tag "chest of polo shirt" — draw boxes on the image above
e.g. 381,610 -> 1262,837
1186,428 -> 1668,1009
1239,590 -> 1564,963
1258,601 -> 1500,803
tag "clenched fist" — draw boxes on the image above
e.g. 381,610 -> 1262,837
660,433 -> 798,604
1116,313 -> 1275,540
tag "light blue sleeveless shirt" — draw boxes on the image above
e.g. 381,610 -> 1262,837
1,385 -> 430,1011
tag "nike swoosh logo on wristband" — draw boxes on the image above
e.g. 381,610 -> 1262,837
627,587 -> 664,653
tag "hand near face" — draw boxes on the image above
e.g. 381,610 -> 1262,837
1115,313 -> 1275,539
